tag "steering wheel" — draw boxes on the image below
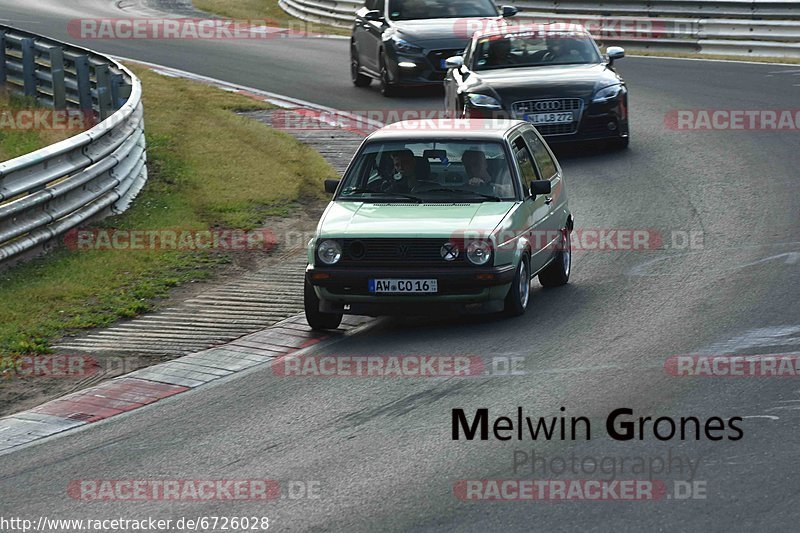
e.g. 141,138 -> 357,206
377,178 -> 395,192
530,49 -> 555,63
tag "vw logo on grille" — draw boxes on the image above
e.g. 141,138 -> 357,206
534,100 -> 562,111
397,244 -> 409,257
440,242 -> 459,261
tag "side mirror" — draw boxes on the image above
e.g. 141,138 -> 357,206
529,180 -> 551,199
445,55 -> 464,69
324,179 -> 340,194
606,46 -> 625,63
501,5 -> 518,17
364,10 -> 384,21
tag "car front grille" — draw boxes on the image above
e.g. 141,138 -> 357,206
512,98 -> 584,136
340,238 -> 469,267
427,49 -> 464,71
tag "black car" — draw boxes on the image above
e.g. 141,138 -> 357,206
350,0 -> 518,96
444,26 -> 630,147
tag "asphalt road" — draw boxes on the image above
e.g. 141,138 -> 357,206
1,1 -> 799,531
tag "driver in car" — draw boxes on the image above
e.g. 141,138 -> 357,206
486,38 -> 514,67
388,149 -> 419,192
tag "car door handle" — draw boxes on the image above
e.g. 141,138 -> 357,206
545,196 -> 553,204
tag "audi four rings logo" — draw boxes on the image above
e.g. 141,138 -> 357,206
534,100 -> 562,111
441,242 -> 459,261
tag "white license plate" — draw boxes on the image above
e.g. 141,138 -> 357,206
369,279 -> 438,293
526,112 -> 574,124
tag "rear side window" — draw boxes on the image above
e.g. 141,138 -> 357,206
365,0 -> 384,11
523,129 -> 558,179
511,136 -> 539,184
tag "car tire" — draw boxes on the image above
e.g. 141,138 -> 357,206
539,229 -> 571,287
504,255 -> 531,316
379,54 -> 396,97
304,279 -> 343,330
351,46 -> 371,87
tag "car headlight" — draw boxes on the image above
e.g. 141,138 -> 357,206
466,93 -> 502,109
391,36 -> 422,54
466,240 -> 492,265
317,239 -> 342,265
592,84 -> 622,103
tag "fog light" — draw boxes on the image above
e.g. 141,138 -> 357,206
476,273 -> 495,280
398,61 -> 416,68
607,121 -> 617,131
312,272 -> 331,280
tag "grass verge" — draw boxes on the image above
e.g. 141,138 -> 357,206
0,65 -> 336,356
0,91 -> 80,161
194,0 -> 350,36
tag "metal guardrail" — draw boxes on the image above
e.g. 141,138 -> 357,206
0,25 -> 146,266
279,0 -> 800,58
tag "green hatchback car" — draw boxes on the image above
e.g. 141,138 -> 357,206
304,119 -> 573,329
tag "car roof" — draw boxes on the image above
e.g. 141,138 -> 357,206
474,23 -> 590,40
366,119 -> 528,141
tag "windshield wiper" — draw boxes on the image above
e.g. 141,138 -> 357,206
422,187 -> 503,202
341,188 -> 422,202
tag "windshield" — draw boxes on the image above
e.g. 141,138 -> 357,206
388,0 -> 497,21
338,140 -> 517,202
473,31 -> 601,70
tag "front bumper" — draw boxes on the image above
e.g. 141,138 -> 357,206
306,264 -> 516,315
385,47 -> 462,86
465,95 -> 629,143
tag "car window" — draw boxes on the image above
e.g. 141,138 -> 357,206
523,129 -> 558,179
473,31 -> 601,70
338,140 -> 516,202
511,136 -> 539,186
388,0 -> 497,21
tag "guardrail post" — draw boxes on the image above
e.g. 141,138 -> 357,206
0,31 -> 6,85
49,46 -> 66,109
21,37 -> 36,97
110,72 -> 124,109
95,63 -> 113,120
74,54 -> 93,112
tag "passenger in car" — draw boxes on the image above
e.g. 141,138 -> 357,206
462,149 -> 492,186
463,149 -> 514,197
548,36 -> 593,63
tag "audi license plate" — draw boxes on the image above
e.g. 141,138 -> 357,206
369,279 -> 438,293
526,112 -> 574,125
